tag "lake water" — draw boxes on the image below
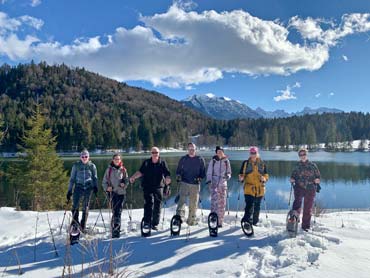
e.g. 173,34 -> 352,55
1,150 -> 370,211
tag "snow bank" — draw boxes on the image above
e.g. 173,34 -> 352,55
0,207 -> 370,277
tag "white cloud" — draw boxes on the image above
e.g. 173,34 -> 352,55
315,93 -> 321,98
30,0 -> 41,7
329,92 -> 335,97
0,6 -> 370,87
290,13 -> 370,47
274,82 -> 300,102
19,15 -> 44,30
342,55 -> 348,61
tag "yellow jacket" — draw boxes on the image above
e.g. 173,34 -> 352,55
239,158 -> 269,197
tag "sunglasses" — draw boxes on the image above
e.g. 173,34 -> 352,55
81,156 -> 89,159
299,153 -> 307,157
151,151 -> 159,154
250,152 -> 257,155
113,158 -> 121,161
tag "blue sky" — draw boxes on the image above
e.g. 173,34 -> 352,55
1,0 -> 370,113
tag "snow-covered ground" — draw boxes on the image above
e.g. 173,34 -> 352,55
1,206 -> 370,277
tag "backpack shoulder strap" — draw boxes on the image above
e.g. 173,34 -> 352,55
242,159 -> 249,175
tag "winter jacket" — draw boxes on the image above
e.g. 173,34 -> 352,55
239,158 -> 269,197
290,160 -> 320,190
176,155 -> 206,184
102,163 -> 129,195
206,156 -> 231,186
68,160 -> 98,191
139,158 -> 171,189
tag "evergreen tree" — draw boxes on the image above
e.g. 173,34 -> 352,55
270,125 -> 278,148
306,123 -> 317,150
10,104 -> 68,210
262,128 -> 269,150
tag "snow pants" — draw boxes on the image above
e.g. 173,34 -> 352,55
143,187 -> 163,227
176,182 -> 200,225
243,195 -> 263,225
292,186 -> 316,230
210,180 -> 227,225
108,192 -> 125,235
72,186 -> 93,230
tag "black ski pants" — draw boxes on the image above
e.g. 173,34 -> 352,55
108,192 -> 125,233
72,186 -> 93,230
243,195 -> 263,225
143,187 -> 163,226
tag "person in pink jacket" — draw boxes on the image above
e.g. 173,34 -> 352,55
206,146 -> 232,227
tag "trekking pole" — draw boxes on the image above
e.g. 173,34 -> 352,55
59,201 -> 69,235
226,186 -> 230,216
263,196 -> 269,220
93,195 -> 107,232
235,181 -> 242,227
46,211 -> 59,257
288,182 -> 294,208
33,211 -> 39,262
162,199 -> 167,230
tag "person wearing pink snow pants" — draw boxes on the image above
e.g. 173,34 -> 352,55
206,146 -> 231,228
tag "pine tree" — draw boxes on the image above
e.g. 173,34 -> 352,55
262,128 -> 269,150
11,104 -> 68,210
306,123 -> 317,150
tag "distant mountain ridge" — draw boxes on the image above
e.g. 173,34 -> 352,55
181,94 -> 343,119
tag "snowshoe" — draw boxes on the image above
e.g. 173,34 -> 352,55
286,210 -> 299,238
208,212 -> 218,237
170,215 -> 182,236
140,218 -> 151,237
241,219 -> 254,237
69,223 -> 80,245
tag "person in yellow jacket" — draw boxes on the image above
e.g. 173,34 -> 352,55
238,146 -> 269,226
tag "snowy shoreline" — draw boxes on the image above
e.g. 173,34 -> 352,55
1,206 -> 370,277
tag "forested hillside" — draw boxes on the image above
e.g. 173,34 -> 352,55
1,62 -> 370,151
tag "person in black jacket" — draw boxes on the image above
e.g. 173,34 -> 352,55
130,147 -> 171,230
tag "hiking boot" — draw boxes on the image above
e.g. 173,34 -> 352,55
151,225 -> 158,231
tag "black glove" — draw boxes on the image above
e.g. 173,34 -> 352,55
315,184 -> 321,193
93,186 -> 98,196
66,191 -> 72,202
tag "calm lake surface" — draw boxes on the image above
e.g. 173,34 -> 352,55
1,150 -> 370,210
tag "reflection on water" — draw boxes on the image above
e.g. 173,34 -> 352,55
1,151 -> 370,210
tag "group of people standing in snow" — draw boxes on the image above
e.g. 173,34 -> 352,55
67,143 -> 320,238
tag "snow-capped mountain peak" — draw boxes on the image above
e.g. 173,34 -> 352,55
181,94 -> 343,120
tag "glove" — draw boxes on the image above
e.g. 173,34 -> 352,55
176,175 -> 181,182
66,191 -> 72,202
163,185 -> 171,198
315,184 -> 321,193
93,186 -> 98,196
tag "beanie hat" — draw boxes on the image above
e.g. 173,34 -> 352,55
215,146 -> 224,153
298,147 -> 308,155
249,146 -> 258,154
80,149 -> 89,157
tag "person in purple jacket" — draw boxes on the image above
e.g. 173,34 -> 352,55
206,146 -> 231,227
290,148 -> 321,231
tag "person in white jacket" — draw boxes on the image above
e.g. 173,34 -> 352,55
206,146 -> 231,227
